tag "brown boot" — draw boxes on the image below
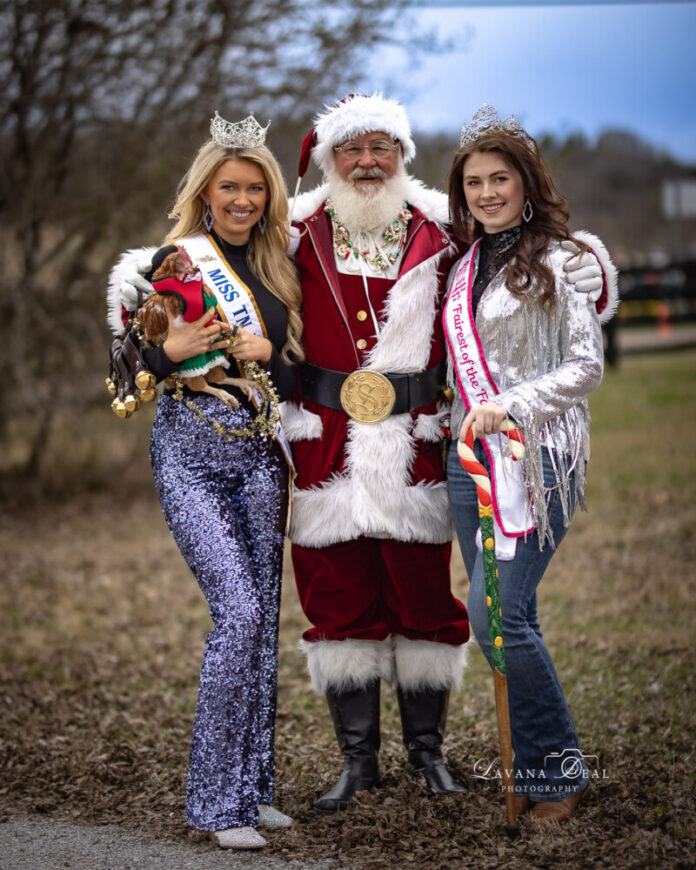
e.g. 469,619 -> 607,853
532,786 -> 588,822
514,795 -> 532,815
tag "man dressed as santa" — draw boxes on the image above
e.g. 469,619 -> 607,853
284,94 -> 477,814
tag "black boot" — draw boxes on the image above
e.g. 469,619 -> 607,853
313,680 -> 381,814
397,686 -> 466,794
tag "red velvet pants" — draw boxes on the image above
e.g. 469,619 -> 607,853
291,537 -> 469,645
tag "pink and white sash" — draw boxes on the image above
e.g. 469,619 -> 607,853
443,241 -> 534,559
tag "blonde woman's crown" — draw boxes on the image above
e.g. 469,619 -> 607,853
210,111 -> 270,148
459,103 -> 532,149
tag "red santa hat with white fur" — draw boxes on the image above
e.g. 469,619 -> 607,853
291,93 -> 417,208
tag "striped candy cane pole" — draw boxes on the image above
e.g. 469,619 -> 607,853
456,421 -> 525,838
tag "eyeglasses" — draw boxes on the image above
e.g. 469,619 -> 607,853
333,139 -> 400,160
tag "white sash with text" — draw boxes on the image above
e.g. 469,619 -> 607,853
443,242 -> 533,559
177,233 -> 293,470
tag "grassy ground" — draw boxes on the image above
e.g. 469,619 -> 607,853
1,351 -> 694,869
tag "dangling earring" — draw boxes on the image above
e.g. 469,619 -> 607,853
522,196 -> 534,223
465,211 -> 476,232
203,199 -> 214,232
258,214 -> 267,235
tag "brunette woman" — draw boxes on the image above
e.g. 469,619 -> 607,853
444,105 -> 615,822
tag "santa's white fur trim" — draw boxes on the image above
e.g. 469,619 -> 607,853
292,177 -> 449,227
313,93 -> 416,176
413,405 -> 449,443
394,636 -> 468,692
364,251 -> 453,372
301,637 -> 395,693
288,193 -> 455,548
289,474 -> 453,547
106,246 -> 157,335
279,402 -> 323,442
573,230 -> 619,324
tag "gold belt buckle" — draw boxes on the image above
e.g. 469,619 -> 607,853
340,369 -> 396,424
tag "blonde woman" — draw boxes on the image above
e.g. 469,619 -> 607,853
106,113 -> 303,849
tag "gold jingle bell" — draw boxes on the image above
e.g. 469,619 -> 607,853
135,369 -> 156,390
111,397 -> 129,418
139,387 -> 157,402
123,393 -> 140,413
105,377 -> 117,396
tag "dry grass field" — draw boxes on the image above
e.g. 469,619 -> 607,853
1,349 -> 694,869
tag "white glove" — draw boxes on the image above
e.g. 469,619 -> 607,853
561,240 -> 603,302
111,246 -> 158,313
107,246 -> 159,334
287,224 -> 301,256
121,271 -> 155,312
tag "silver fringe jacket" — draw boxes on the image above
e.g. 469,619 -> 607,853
448,241 -> 604,546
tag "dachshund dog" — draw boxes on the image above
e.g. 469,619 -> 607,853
138,249 -> 259,410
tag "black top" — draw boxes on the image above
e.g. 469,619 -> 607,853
472,225 -> 522,317
143,231 -> 297,402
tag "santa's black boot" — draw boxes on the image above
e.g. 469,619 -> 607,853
313,680 -> 381,814
397,686 -> 466,794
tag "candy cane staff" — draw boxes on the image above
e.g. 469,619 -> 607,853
457,422 -> 524,839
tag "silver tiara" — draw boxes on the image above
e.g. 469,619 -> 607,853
210,111 -> 270,148
459,104 -> 533,149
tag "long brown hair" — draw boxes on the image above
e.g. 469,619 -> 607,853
165,141 -> 303,363
448,131 -> 587,308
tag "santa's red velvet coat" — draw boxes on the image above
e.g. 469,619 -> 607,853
282,180 -> 464,550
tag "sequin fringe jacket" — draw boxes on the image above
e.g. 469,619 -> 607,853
446,238 -> 606,547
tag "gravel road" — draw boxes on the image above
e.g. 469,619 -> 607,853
0,816 -> 347,870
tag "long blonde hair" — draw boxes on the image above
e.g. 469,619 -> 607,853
165,141 -> 304,363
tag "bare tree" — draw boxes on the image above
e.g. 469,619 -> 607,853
0,0 -> 422,482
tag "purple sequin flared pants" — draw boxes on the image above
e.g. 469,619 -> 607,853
150,394 -> 288,831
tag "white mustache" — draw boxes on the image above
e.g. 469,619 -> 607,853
349,167 -> 387,182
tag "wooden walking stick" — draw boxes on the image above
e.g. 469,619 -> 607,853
457,421 -> 525,839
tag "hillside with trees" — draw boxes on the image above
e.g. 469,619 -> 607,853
411,128 -> 696,268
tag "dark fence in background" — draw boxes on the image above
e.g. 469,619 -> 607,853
617,260 -> 696,324
602,260 -> 696,365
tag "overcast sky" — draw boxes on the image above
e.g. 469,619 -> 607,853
359,0 -> 696,163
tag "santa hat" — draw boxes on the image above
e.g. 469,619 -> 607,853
312,93 -> 416,174
290,93 -> 416,218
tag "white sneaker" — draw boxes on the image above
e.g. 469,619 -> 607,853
214,827 -> 267,849
258,804 -> 293,829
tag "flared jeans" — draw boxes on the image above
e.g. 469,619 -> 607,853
447,441 -> 588,801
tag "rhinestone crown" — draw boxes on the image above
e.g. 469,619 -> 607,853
459,103 -> 533,149
210,111 -> 270,148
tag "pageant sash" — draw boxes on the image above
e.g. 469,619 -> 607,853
177,233 -> 294,473
443,241 -> 534,559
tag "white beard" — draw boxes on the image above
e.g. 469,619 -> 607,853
326,165 -> 410,235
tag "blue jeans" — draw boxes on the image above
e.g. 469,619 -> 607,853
447,441 -> 588,801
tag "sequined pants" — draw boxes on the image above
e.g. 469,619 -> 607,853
150,394 -> 288,831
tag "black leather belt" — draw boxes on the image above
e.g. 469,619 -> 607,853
300,361 -> 445,423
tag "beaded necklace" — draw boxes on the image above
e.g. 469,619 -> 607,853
325,200 -> 413,273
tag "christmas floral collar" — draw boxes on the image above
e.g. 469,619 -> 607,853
324,200 -> 413,273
